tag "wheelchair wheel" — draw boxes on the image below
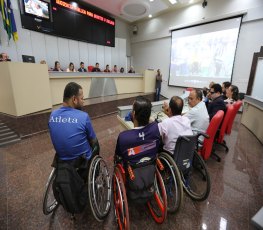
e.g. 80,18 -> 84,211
158,152 -> 183,213
88,155 -> 111,222
113,166 -> 130,230
147,169 -> 167,224
42,168 -> 59,215
181,151 -> 211,201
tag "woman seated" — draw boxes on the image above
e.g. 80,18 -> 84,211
66,62 -> 76,72
224,85 -> 239,104
222,81 -> 231,100
128,66 -> 135,73
53,61 -> 63,72
104,64 -> 111,73
120,67 -> 125,73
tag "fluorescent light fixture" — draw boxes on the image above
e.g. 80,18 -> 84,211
169,0 -> 177,4
149,0 -> 154,2
148,14 -> 152,18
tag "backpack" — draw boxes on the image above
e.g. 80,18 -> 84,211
52,160 -> 88,214
127,163 -> 156,204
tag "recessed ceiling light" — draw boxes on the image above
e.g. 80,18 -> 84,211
149,0 -> 154,2
148,14 -> 152,18
189,0 -> 194,3
169,0 -> 177,4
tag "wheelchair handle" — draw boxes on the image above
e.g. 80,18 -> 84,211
181,136 -> 190,142
197,132 -> 209,139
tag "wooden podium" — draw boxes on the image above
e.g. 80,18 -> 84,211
0,62 -> 52,116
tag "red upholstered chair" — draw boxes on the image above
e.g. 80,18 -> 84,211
225,100 -> 242,135
88,66 -> 94,72
186,87 -> 193,92
215,104 -> 234,152
199,110 -> 224,162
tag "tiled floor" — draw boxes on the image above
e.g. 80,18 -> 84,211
0,113 -> 262,230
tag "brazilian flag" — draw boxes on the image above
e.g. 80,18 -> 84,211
0,0 -> 18,41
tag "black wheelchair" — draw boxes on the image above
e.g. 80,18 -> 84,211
159,133 -> 211,204
112,158 -> 167,230
42,154 -> 111,221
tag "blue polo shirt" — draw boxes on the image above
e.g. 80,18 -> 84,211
48,106 -> 96,160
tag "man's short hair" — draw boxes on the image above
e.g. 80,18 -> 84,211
193,89 -> 203,100
63,82 -> 82,102
211,83 -> 222,94
80,62 -> 84,65
169,96 -> 184,116
133,96 -> 152,126
223,81 -> 231,89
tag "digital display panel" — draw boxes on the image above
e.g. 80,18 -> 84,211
19,0 -> 115,47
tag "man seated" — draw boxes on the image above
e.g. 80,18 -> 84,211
207,83 -> 226,120
49,82 -> 99,176
78,62 -> 87,72
92,62 -> 101,72
184,89 -> 209,135
115,96 -> 160,202
0,52 -> 11,62
159,96 -> 193,153
49,82 -> 99,213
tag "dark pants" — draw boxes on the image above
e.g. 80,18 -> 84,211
155,87 -> 161,101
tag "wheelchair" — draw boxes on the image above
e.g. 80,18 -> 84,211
112,159 -> 167,230
42,154 -> 111,222
159,133 -> 211,202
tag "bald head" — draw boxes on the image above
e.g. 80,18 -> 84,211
169,96 -> 184,116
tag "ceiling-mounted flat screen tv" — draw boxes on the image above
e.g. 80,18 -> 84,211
23,0 -> 50,20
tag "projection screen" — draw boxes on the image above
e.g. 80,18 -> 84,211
169,16 -> 242,88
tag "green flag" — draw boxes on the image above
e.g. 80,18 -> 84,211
0,0 -> 18,41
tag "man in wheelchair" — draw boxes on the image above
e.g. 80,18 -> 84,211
48,82 -> 100,214
158,96 -> 193,153
115,96 -> 161,203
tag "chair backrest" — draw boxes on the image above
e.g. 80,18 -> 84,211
173,135 -> 198,173
186,87 -> 193,92
225,100 -> 242,135
216,104 -> 234,143
88,65 -> 94,72
200,110 -> 224,160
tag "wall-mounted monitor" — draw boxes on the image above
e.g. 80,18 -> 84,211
22,55 -> 35,63
23,0 -> 50,20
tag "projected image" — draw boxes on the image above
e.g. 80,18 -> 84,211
24,0 -> 49,19
169,17 -> 242,88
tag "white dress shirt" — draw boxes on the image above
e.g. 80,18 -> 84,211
184,101 -> 209,135
158,115 -> 193,153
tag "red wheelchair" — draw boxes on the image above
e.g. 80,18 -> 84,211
112,158 -> 167,230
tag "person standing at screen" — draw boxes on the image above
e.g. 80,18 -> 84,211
78,62 -> 87,72
155,69 -> 162,101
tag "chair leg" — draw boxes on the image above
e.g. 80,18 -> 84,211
211,147 -> 221,162
215,140 -> 229,152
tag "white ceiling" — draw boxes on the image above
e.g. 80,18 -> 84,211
83,0 -> 203,23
